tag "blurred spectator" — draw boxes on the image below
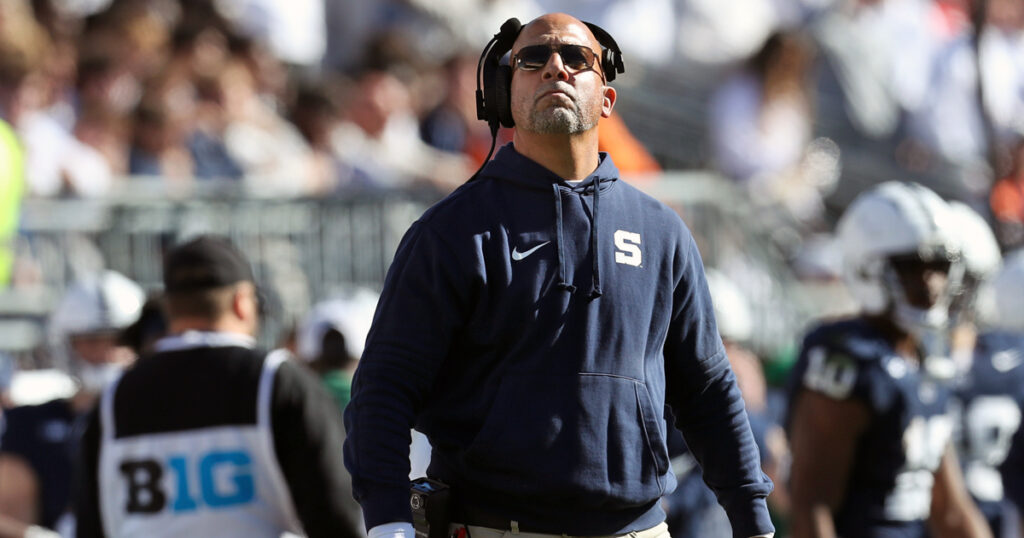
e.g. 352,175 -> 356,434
218,59 -> 324,196
709,31 -> 815,183
0,2 -> 112,198
709,30 -> 835,224
185,74 -> 244,181
900,18 -> 987,171
0,119 -> 23,288
214,0 -> 326,67
73,103 -> 129,176
229,35 -> 291,113
991,138 -> 1024,250
891,0 -> 1024,200
979,0 -> 1024,149
420,53 -> 496,170
332,68 -> 471,192
127,95 -> 194,181
290,79 -> 377,193
163,19 -> 232,92
322,0 -> 386,73
538,0 -> 676,65
0,270 -> 143,536
676,0 -> 783,68
74,52 -> 141,120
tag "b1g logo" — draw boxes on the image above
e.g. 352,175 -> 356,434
614,230 -> 642,267
119,450 -> 255,513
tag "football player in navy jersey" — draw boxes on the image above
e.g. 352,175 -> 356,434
964,249 -> 1024,535
943,203 -> 1023,538
785,182 -> 991,538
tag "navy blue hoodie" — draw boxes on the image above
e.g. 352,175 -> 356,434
344,144 -> 773,536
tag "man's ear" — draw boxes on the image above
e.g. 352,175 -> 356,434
601,85 -> 617,118
233,282 -> 258,322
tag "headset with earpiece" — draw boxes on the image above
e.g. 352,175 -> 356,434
467,17 -> 625,181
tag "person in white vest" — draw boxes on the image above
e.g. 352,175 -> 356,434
74,235 -> 362,538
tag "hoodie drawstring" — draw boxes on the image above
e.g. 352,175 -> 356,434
552,183 -> 576,293
589,182 -> 602,299
551,182 -> 603,299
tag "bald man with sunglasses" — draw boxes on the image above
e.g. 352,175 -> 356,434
344,13 -> 775,538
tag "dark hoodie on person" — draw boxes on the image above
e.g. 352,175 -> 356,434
344,143 -> 774,537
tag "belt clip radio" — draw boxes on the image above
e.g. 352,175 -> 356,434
410,477 -> 450,538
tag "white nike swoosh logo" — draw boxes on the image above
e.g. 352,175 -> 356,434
992,349 -> 1023,372
511,241 -> 550,261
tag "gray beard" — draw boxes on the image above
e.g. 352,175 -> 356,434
529,106 -> 594,134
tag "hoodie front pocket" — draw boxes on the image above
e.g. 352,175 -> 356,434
463,372 -> 671,504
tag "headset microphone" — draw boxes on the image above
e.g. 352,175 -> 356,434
468,18 -> 522,182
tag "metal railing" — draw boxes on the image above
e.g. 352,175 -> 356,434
1,173 -> 824,366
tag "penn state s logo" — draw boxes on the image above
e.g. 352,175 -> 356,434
614,230 -> 642,267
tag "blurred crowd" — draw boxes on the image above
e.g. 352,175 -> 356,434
0,0 -> 1023,228
1,0 -> 1024,535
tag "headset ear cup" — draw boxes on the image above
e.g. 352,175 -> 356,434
602,50 -> 617,82
495,65 -> 514,128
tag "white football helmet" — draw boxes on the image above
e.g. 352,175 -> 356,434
977,249 -> 1024,332
947,202 -> 1001,279
296,286 -> 380,362
50,270 -> 146,340
945,201 -> 1001,321
836,181 -> 964,335
49,270 -> 145,392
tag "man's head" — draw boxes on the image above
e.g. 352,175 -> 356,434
162,235 -> 259,337
507,14 -> 617,135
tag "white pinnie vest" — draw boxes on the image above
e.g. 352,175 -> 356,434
97,348 -> 303,537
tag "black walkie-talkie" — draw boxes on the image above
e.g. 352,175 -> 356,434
410,477 -> 450,538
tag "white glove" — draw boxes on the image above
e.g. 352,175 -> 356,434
369,522 -> 416,538
24,526 -> 61,538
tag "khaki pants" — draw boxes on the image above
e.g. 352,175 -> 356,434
449,521 -> 671,538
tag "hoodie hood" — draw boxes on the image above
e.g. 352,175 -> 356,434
481,143 -> 619,298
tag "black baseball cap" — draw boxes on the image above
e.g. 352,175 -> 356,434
163,235 -> 255,293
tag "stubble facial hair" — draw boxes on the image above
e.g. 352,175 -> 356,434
523,82 -> 598,134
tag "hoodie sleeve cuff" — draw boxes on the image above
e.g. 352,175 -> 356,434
360,485 -> 414,532
726,497 -> 775,538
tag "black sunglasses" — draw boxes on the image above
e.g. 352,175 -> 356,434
512,44 -> 600,74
